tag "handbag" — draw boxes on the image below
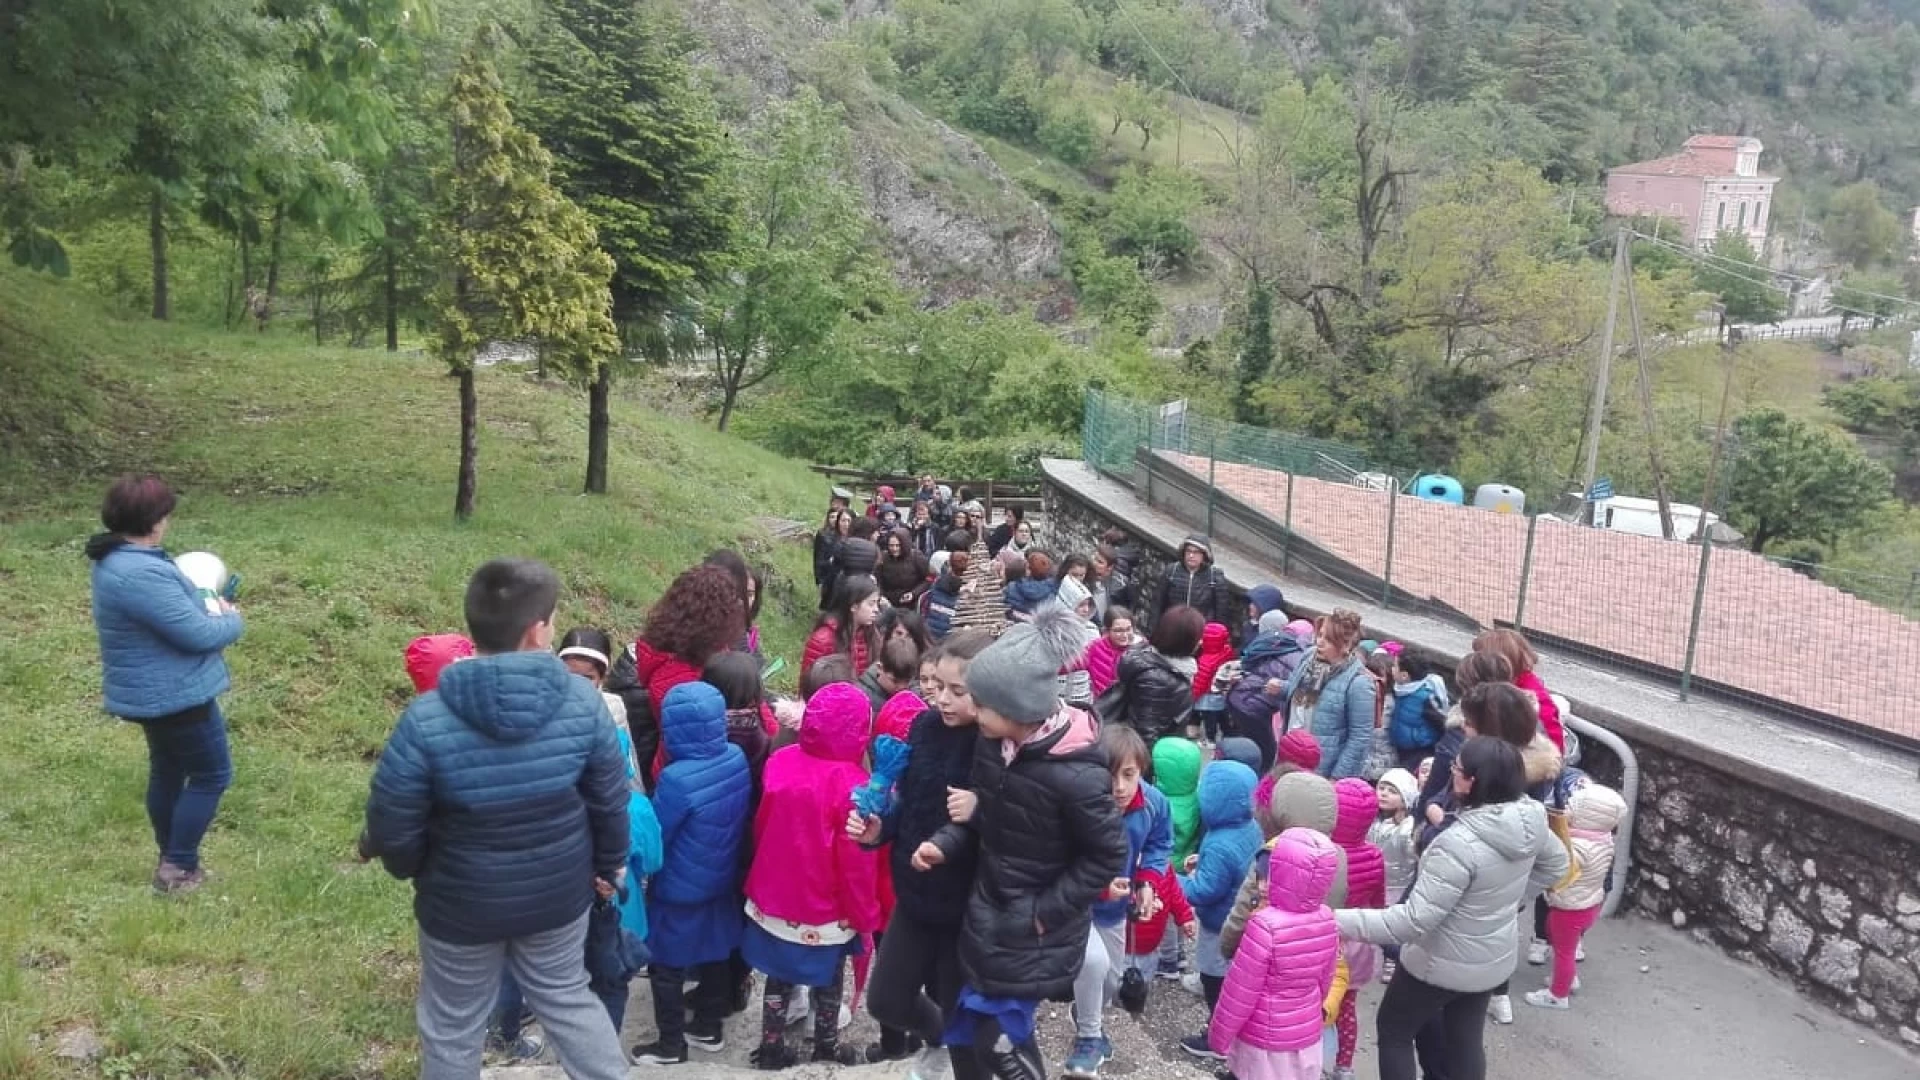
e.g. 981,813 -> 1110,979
1118,874 -> 1150,1016
584,893 -> 648,995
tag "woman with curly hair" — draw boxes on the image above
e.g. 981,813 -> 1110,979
638,564 -> 747,783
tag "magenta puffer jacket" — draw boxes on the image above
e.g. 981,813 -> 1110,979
1331,777 -> 1387,909
1209,829 -> 1341,1055
744,683 -> 884,934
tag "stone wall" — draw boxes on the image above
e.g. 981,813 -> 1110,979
1044,465 -> 1920,1049
1043,477 -> 1245,628
1622,739 -> 1920,1046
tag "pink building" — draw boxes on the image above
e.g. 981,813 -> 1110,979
1604,135 -> 1777,248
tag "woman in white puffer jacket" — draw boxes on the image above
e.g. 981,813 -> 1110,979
1335,737 -> 1568,1080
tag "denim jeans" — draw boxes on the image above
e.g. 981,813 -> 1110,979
139,700 -> 233,872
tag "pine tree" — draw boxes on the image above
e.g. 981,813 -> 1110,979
431,28 -> 618,519
521,0 -> 733,494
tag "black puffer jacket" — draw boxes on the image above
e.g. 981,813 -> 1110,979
881,708 -> 982,928
1101,647 -> 1195,743
1155,534 -> 1227,627
875,530 -> 932,607
933,708 -> 1125,1000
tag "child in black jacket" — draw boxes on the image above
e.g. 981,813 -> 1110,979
847,631 -> 992,1068
916,608 -> 1127,1080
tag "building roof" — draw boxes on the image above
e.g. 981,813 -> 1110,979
1682,134 -> 1754,150
1609,149 -> 1778,181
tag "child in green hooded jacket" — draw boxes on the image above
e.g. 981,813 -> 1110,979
1150,736 -> 1204,981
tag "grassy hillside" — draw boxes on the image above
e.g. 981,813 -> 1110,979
0,267 -> 827,1078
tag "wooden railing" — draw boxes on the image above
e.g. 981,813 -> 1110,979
809,465 -> 1043,522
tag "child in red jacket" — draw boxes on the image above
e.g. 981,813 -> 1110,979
742,682 -> 884,1068
1193,622 -> 1237,743
1127,868 -> 1198,972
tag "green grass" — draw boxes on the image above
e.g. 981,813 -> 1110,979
0,266 -> 826,1078
1069,68 -> 1250,183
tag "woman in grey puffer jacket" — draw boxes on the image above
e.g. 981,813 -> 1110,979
1335,737 -> 1568,1080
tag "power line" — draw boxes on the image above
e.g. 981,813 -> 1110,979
1631,229 -> 1920,313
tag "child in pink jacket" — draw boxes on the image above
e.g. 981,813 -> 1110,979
1208,828 -> 1341,1080
741,682 -> 885,1068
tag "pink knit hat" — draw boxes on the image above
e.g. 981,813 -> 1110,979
1276,729 -> 1322,772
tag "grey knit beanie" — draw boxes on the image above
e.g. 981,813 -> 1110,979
968,606 -> 1095,725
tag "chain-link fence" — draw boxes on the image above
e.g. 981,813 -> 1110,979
1083,389 -> 1920,748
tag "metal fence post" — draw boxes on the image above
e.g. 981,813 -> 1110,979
1282,471 -> 1295,575
1514,513 -> 1539,630
1679,537 -> 1714,701
1381,480 -> 1398,609
1206,430 -> 1218,538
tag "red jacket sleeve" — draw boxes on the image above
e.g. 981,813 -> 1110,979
802,625 -> 834,675
1156,869 -> 1196,927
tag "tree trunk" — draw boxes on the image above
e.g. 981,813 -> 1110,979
717,376 -> 740,433
585,365 -> 611,494
262,203 -> 286,326
455,367 -> 479,520
149,190 -> 169,321
384,238 -> 399,352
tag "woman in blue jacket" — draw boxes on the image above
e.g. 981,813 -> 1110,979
1278,610 -> 1376,781
86,475 -> 245,895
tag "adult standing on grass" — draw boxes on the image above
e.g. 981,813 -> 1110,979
363,558 -> 631,1080
87,474 -> 245,896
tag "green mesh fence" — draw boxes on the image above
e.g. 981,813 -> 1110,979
1082,389 -> 1377,482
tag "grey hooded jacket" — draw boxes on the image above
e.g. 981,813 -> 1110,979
1335,798 -> 1568,992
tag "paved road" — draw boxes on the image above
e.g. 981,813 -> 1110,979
484,913 -> 1916,1080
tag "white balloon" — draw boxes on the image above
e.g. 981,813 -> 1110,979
174,551 -> 232,605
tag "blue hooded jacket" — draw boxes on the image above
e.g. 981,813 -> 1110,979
611,726 -> 664,943
1177,761 -> 1262,931
89,541 -> 245,719
1092,781 -> 1172,927
365,651 -> 631,945
648,681 -> 751,967
1004,576 -> 1059,620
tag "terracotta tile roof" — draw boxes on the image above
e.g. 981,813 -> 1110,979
1174,455 -> 1918,739
1683,134 -> 1747,150
1610,150 -> 1728,178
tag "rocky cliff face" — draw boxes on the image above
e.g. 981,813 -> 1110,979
686,0 -> 1060,298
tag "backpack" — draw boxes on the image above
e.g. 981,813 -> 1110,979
605,644 -> 660,794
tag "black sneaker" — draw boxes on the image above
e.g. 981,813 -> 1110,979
686,1027 -> 726,1054
750,1042 -> 799,1070
814,1042 -> 867,1066
1180,1035 -> 1223,1062
631,1041 -> 687,1066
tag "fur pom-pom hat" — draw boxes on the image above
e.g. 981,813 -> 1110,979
968,605 -> 1096,725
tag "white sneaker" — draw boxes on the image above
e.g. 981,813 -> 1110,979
786,985 -> 811,1026
1179,972 -> 1203,996
1571,975 -> 1582,993
1575,942 -> 1587,962
1526,938 -> 1549,965
1489,994 -> 1514,1024
837,1002 -> 852,1031
1524,989 -> 1569,1010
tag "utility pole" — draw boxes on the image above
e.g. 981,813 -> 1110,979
1623,243 -> 1676,540
1579,227 -> 1628,524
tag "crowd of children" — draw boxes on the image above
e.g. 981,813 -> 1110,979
380,483 -> 1626,1080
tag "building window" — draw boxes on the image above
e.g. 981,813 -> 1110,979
1738,202 -> 1748,230
1717,201 -> 1727,229
1756,203 -> 1767,230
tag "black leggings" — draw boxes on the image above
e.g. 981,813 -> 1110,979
1376,967 -> 1491,1080
867,912 -> 964,1047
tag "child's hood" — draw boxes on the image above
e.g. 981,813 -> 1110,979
1258,770 -> 1339,838
1020,702 -> 1101,761
1266,827 -> 1337,913
1330,777 -> 1376,847
873,691 -> 925,747
1568,783 -> 1627,833
1393,673 -> 1450,709
1198,760 -> 1257,829
1200,622 -> 1232,655
1151,737 -> 1203,798
436,651 -> 580,742
800,682 -> 873,763
659,681 -> 730,761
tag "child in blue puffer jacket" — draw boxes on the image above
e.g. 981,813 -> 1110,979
1175,759 -> 1264,1063
1064,723 -> 1171,1079
632,682 -> 752,1066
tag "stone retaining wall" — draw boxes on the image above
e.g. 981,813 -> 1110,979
1044,470 -> 1920,1049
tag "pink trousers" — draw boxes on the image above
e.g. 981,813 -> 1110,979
1548,904 -> 1600,997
